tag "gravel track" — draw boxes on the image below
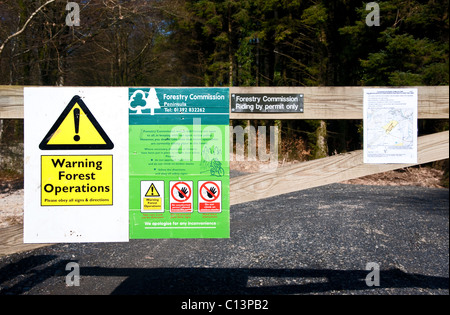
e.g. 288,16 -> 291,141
0,183 -> 448,295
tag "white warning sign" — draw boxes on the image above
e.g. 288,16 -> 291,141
141,181 -> 164,212
24,87 -> 129,243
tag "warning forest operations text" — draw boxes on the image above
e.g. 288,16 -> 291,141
41,155 -> 113,206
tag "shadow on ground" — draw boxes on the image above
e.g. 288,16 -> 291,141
0,255 -> 448,295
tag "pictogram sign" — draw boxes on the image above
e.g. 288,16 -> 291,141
141,181 -> 164,212
170,181 -> 193,213
39,95 -> 114,150
146,183 -> 160,197
198,181 -> 222,213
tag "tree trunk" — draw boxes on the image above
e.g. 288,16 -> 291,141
315,120 -> 328,159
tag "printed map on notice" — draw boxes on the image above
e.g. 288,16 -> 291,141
363,89 -> 418,164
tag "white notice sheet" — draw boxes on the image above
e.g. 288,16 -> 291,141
363,88 -> 418,164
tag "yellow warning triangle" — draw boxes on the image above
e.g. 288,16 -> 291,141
39,96 -> 113,150
145,183 -> 160,197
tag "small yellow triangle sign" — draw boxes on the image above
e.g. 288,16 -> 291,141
145,183 -> 160,197
39,96 -> 113,150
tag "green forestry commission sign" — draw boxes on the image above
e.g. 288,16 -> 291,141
128,87 -> 230,239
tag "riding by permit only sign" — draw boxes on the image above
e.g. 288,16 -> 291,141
24,87 -> 230,243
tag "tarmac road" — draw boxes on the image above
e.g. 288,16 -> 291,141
0,183 -> 448,296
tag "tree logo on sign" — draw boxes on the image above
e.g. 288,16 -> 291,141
129,88 -> 160,115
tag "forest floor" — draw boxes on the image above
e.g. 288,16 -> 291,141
0,159 -> 447,229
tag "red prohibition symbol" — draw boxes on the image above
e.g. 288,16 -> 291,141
171,182 -> 192,202
200,181 -> 220,202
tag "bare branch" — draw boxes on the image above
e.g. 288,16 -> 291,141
0,0 -> 56,56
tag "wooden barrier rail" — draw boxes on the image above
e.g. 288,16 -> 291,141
230,131 -> 449,205
229,86 -> 449,120
0,85 -> 449,119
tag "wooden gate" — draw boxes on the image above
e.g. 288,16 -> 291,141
0,86 -> 448,255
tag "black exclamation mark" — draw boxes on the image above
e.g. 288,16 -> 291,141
73,108 -> 80,142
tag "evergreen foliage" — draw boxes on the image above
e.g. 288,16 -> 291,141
0,0 -> 448,162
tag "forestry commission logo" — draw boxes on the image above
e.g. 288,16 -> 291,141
128,88 -> 161,115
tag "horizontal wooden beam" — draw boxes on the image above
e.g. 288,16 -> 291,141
0,85 -> 24,119
0,224 -> 50,257
230,130 -> 449,206
0,86 -> 449,119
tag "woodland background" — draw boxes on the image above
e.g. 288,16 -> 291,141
0,0 -> 448,185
